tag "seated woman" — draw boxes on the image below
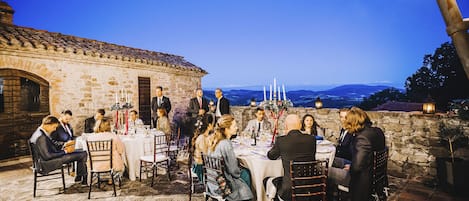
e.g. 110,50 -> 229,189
300,114 -> 324,138
207,114 -> 253,201
156,107 -> 172,138
86,118 -> 126,173
192,114 -> 214,181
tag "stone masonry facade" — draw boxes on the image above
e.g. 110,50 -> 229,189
232,106 -> 469,181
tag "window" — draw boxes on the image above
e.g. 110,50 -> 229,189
0,78 -> 3,113
20,77 -> 40,111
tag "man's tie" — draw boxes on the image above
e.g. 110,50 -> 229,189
198,98 -> 202,109
158,98 -> 161,107
258,122 -> 261,132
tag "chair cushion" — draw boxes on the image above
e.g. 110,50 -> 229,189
140,154 -> 168,163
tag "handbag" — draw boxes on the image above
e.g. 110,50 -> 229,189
216,174 -> 232,198
176,150 -> 190,165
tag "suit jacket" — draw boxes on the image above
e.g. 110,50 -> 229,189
350,126 -> 386,201
216,97 -> 230,116
51,123 -> 74,149
84,116 -> 96,133
267,130 -> 316,200
335,128 -> 354,161
29,128 -> 67,174
188,97 -> 209,118
151,96 -> 171,119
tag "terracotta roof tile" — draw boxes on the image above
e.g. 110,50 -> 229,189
0,23 -> 206,73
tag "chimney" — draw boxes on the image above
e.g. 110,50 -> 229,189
0,1 -> 14,25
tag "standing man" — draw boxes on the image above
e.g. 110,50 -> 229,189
29,115 -> 88,184
51,110 -> 75,149
188,88 -> 209,131
214,88 -> 230,120
151,86 -> 171,128
266,114 -> 316,201
84,109 -> 105,133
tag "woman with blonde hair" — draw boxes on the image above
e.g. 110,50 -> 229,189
208,114 -> 253,201
87,118 -> 126,173
344,107 -> 386,201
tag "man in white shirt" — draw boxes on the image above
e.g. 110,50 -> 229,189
214,88 -> 230,119
128,110 -> 144,130
242,108 -> 272,137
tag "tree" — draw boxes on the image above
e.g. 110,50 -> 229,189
359,88 -> 407,110
405,42 -> 469,110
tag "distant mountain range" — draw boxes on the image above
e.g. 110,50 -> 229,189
203,84 -> 403,108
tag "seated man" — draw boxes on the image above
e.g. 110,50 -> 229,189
128,110 -> 144,131
29,115 -> 88,184
84,108 -> 105,133
328,108 -> 354,193
242,107 -> 272,137
51,110 -> 75,149
265,114 -> 316,201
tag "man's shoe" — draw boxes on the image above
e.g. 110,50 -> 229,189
81,176 -> 88,186
74,176 -> 82,183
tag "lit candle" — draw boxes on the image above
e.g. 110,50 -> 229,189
278,86 -> 281,101
282,84 -> 286,101
269,84 -> 272,101
121,88 -> 124,99
273,78 -> 276,98
125,92 -> 128,103
115,92 -> 118,104
263,86 -> 266,102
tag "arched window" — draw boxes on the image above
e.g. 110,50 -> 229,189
20,77 -> 40,111
0,78 -> 4,113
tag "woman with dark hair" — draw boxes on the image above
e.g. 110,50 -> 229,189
192,114 -> 214,181
208,114 -> 253,201
300,114 -> 324,137
344,107 -> 385,201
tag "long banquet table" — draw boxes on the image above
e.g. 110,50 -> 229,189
233,138 -> 336,201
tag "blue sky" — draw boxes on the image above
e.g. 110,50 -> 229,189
5,0 -> 469,90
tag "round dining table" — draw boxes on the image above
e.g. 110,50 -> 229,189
232,137 -> 336,201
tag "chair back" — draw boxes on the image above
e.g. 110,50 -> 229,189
28,140 -> 40,172
86,139 -> 113,171
289,160 -> 328,201
201,153 -> 227,197
371,148 -> 388,200
154,134 -> 169,160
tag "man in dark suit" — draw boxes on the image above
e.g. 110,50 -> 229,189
328,108 -> 354,198
188,88 -> 209,118
51,110 -> 74,149
151,86 -> 171,128
29,115 -> 88,184
266,114 -> 316,201
214,88 -> 230,119
84,108 -> 105,133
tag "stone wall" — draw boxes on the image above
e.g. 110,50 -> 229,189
232,106 -> 469,180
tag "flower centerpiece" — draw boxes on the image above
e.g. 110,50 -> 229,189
259,78 -> 293,145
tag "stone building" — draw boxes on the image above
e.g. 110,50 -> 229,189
0,2 -> 206,159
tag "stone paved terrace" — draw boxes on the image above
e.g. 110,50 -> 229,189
0,157 -> 466,201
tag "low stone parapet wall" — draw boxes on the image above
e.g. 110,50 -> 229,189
231,106 -> 469,180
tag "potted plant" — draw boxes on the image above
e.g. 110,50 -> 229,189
436,123 -> 469,195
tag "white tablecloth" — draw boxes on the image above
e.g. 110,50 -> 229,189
233,139 -> 336,201
76,130 -> 165,181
